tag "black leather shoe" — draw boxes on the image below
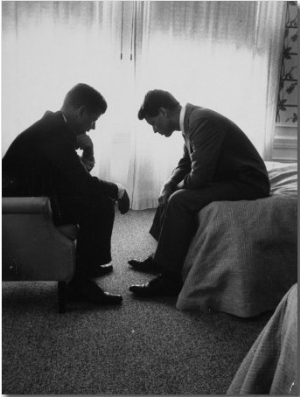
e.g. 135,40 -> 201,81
68,280 -> 122,305
128,256 -> 162,272
90,263 -> 113,277
129,274 -> 182,297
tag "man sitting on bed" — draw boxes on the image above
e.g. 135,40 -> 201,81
2,83 -> 130,306
129,89 -> 270,298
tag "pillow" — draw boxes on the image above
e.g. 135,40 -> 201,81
265,161 -> 297,198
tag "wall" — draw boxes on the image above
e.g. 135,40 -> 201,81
273,1 -> 298,163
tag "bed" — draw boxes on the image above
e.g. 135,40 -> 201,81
227,283 -> 298,395
176,162 -> 298,318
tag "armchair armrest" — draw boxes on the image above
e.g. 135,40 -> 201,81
2,197 -> 51,214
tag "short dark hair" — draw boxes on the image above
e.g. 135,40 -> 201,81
138,89 -> 180,120
63,83 -> 107,114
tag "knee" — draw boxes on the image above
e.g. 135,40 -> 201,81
97,197 -> 115,216
84,197 -> 115,220
168,189 -> 187,208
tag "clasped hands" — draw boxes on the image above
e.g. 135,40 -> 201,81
158,180 -> 183,206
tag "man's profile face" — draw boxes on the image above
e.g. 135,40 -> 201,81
145,109 -> 174,137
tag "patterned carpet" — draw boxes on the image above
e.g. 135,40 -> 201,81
2,209 -> 272,395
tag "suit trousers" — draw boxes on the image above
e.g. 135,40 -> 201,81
56,195 -> 115,281
150,177 -> 270,275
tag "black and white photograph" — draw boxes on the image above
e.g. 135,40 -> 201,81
2,1 -> 298,395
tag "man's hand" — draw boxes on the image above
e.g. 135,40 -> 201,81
158,182 -> 175,206
77,133 -> 95,172
176,180 -> 184,189
118,190 -> 130,214
77,133 -> 94,152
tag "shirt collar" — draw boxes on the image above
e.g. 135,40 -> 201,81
61,111 -> 68,124
179,105 -> 186,134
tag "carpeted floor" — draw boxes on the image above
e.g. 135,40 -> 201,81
2,209 -> 272,395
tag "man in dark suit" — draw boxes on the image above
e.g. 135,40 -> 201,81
129,89 -> 270,297
2,83 -> 130,306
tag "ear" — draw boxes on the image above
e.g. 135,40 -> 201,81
77,106 -> 86,117
159,107 -> 168,118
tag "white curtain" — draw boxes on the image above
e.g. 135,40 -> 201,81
2,1 -> 286,209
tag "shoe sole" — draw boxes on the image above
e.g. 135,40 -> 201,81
128,261 -> 161,273
129,287 -> 179,297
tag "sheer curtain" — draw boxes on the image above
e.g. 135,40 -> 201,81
2,2 -> 286,210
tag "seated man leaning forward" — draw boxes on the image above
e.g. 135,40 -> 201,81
129,89 -> 270,298
2,83 -> 130,306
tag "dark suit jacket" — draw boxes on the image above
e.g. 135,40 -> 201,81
2,111 -> 118,200
169,104 -> 270,192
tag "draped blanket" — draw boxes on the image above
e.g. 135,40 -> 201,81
176,162 -> 297,317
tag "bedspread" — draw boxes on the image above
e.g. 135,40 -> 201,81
176,162 -> 297,317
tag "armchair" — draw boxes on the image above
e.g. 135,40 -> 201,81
2,197 -> 77,313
